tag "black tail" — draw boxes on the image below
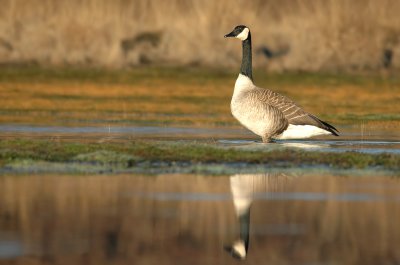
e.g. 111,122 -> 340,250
318,118 -> 339,136
308,114 -> 339,136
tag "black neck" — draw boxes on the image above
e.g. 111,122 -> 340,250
240,33 -> 253,81
239,209 -> 250,252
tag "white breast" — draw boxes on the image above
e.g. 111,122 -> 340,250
233,74 -> 253,96
231,74 -> 270,137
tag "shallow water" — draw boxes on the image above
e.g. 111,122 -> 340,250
1,124 -> 399,154
0,172 -> 400,265
219,139 -> 400,155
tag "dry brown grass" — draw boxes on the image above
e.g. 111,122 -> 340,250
1,0 -> 400,71
0,81 -> 234,125
0,74 -> 399,127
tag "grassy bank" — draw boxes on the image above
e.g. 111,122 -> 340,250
0,66 -> 399,128
0,139 -> 399,174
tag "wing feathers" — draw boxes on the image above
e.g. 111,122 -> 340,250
254,87 -> 339,136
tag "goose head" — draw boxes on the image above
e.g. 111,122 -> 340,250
224,239 -> 248,260
224,25 -> 250,41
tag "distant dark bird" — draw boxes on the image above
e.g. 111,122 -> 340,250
224,25 -> 339,142
257,45 -> 289,59
383,49 -> 393,69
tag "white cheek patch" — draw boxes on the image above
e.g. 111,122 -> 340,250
236,28 -> 249,41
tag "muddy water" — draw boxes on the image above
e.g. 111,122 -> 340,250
0,172 -> 400,265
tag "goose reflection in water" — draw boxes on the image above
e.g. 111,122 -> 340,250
224,173 -> 289,260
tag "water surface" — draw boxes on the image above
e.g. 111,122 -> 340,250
1,124 -> 399,155
1,172 -> 400,265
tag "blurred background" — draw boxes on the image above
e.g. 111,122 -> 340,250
1,0 -> 400,72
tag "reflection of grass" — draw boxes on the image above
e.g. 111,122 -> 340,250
0,66 -> 399,127
1,139 -> 399,172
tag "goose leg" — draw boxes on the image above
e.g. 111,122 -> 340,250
262,136 -> 272,143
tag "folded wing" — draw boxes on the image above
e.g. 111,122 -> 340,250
254,87 -> 339,136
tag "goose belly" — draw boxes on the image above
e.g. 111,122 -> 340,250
276,124 -> 331,139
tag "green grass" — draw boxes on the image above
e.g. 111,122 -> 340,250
0,65 -> 232,85
1,139 -> 399,173
1,65 -> 400,87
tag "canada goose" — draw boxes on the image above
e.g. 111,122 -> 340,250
224,25 -> 339,143
224,173 -> 288,260
224,174 -> 252,260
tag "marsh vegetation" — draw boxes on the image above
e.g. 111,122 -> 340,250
1,66 -> 399,127
0,65 -> 399,264
0,66 -> 399,174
